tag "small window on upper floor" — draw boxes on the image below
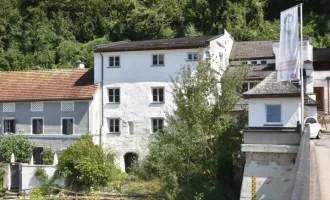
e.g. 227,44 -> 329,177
187,53 -> 198,61
266,105 -> 281,123
3,118 -> 15,133
151,118 -> 164,134
32,118 -> 44,134
152,54 -> 164,66
251,61 -> 257,65
3,103 -> 15,112
241,61 -> 247,65
109,118 -> 120,133
109,56 -> 120,67
108,88 -> 120,103
62,118 -> 74,135
152,88 -> 164,103
61,102 -> 74,111
261,60 -> 267,65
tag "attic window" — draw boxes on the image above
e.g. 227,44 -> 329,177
3,103 -> 15,112
261,60 -> 267,65
251,61 -> 257,65
61,102 -> 74,111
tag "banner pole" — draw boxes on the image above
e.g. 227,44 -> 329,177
300,3 -> 304,134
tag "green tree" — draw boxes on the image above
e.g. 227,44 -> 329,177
55,135 -> 119,190
0,134 -> 35,163
146,59 -> 248,200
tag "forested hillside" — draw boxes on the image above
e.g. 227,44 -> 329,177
0,0 -> 329,70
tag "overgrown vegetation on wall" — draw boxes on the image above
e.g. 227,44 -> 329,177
0,134 -> 34,163
0,0 -> 330,70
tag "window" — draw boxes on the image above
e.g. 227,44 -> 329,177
188,53 -> 198,61
251,61 -> 257,65
3,119 -> 15,133
128,121 -> 134,135
266,105 -> 281,123
241,61 -> 247,65
62,118 -> 74,135
33,147 -> 44,164
109,118 -> 120,133
61,102 -> 74,111
152,118 -> 164,133
240,81 -> 258,93
152,88 -> 164,103
152,54 -> 164,66
109,56 -> 120,67
32,118 -> 43,134
31,102 -> 44,112
108,88 -> 120,103
3,103 -> 15,112
261,60 -> 267,65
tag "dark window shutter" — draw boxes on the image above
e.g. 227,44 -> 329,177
33,119 -> 37,134
33,147 -> 44,164
62,119 -> 67,135
11,120 -> 15,133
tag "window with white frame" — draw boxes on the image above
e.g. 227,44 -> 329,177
3,118 -> 15,133
108,88 -> 120,103
151,118 -> 164,133
266,105 -> 281,123
261,60 -> 267,65
61,101 -> 74,111
62,118 -> 74,135
240,81 -> 259,93
188,53 -> 198,61
152,54 -> 164,66
3,103 -> 15,112
32,118 -> 43,134
251,60 -> 257,65
152,88 -> 164,103
31,102 -> 44,112
109,56 -> 120,67
109,118 -> 120,133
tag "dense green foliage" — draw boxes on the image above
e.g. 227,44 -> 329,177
0,134 -> 34,163
0,0 -> 329,70
55,135 -> 119,190
142,59 -> 248,200
42,148 -> 54,165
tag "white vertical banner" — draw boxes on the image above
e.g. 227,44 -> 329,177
277,6 -> 300,82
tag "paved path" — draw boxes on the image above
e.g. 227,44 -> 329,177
310,135 -> 330,200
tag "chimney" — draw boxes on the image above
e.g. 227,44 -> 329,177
76,60 -> 85,69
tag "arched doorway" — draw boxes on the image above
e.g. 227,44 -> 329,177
124,152 -> 138,173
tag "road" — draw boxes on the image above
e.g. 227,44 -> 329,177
310,134 -> 330,200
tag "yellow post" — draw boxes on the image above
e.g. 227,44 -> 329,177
252,176 -> 256,200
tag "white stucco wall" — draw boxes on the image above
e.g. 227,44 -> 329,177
90,86 -> 101,145
248,98 -> 301,127
94,33 -> 234,171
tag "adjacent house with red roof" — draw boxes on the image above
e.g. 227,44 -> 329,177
0,68 -> 100,164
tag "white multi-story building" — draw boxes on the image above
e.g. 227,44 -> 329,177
93,29 -> 234,171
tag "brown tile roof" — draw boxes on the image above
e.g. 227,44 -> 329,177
230,40 -> 274,60
0,69 -> 98,102
94,35 -> 222,52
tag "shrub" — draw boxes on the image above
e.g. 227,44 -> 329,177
0,134 -> 34,163
42,148 -> 54,165
55,135 -> 119,190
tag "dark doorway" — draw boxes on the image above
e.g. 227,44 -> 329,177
33,147 -> 44,164
10,164 -> 19,190
124,152 -> 138,173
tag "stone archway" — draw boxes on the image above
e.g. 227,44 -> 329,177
124,152 -> 138,173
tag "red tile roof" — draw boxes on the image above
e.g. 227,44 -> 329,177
0,69 -> 98,102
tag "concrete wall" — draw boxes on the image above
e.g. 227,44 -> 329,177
0,101 -> 89,150
244,130 -> 300,145
248,98 -> 301,127
94,33 -> 234,171
240,152 -> 296,200
20,165 -> 64,191
90,86 -> 101,145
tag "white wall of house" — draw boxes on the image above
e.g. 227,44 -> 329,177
89,85 -> 101,145
248,98 -> 301,127
93,31 -> 234,171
